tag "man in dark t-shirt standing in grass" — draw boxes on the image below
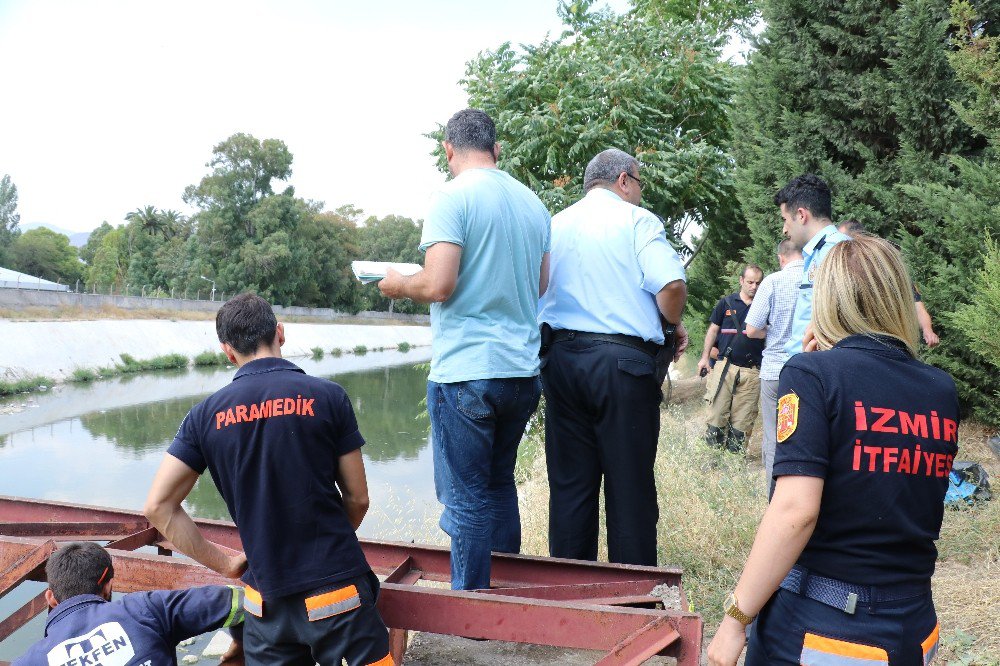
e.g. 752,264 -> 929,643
696,265 -> 766,453
145,293 -> 392,666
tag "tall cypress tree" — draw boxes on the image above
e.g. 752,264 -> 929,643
900,0 -> 1000,424
730,0 -> 1000,422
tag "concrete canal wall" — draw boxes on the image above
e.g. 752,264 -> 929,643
0,319 -> 431,380
0,287 -> 429,324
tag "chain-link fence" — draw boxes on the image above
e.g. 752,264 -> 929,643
70,282 -> 227,302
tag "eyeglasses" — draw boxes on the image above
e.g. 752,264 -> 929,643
624,172 -> 642,187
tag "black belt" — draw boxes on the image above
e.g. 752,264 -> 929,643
728,359 -> 760,370
551,329 -> 660,358
780,565 -> 931,615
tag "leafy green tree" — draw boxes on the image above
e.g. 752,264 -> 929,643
731,0 -> 999,422
633,0 -> 757,34
356,214 -> 426,314
898,0 -> 1000,423
0,174 -> 22,264
183,133 -> 294,238
9,227 -> 84,284
86,227 -> 128,287
441,0 -> 742,326
732,0 -> 982,266
79,222 -> 113,265
952,236 -> 1000,365
298,210 -> 364,313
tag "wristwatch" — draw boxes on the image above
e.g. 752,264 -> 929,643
724,593 -> 754,625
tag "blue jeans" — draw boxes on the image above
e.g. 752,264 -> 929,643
428,377 -> 541,590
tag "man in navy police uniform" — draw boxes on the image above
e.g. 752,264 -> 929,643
14,541 -> 244,666
144,293 -> 392,666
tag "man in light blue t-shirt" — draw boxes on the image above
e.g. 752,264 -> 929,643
775,174 -> 849,357
379,108 -> 550,590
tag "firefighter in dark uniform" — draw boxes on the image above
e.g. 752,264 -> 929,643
696,266 -> 766,452
708,235 -> 958,666
14,542 -> 245,666
144,293 -> 392,666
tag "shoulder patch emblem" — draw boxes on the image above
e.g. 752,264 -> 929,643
776,393 -> 799,443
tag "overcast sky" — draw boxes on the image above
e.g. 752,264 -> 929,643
1,0 -> 631,233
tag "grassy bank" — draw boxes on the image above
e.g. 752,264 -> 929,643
2,342 -> 420,398
0,375 -> 55,396
515,380 -> 1000,663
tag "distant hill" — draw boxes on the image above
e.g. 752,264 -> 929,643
20,222 -> 92,248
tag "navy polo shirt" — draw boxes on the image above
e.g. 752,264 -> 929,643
710,293 -> 764,368
13,586 -> 242,666
169,357 -> 370,599
773,335 -> 959,585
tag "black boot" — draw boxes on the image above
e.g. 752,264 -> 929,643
705,425 -> 726,450
726,428 -> 747,454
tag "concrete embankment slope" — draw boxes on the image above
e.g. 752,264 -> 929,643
0,319 -> 432,380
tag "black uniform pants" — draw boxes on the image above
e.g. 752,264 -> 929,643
244,572 -> 392,666
541,338 -> 661,566
746,587 -> 939,665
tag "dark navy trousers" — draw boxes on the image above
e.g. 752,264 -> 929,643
746,587 -> 939,665
541,338 -> 661,566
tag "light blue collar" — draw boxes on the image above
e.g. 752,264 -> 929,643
803,224 -> 839,257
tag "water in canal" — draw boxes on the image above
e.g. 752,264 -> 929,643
0,348 -> 440,661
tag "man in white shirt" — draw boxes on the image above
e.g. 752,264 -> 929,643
538,148 -> 688,566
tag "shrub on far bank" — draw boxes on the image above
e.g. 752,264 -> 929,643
70,368 -> 99,383
353,345 -> 368,355
311,346 -> 324,360
0,375 -> 54,396
194,351 -> 231,367
397,341 -> 412,353
118,353 -> 189,374
330,348 -> 343,357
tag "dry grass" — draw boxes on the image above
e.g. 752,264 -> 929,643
933,420 -> 1000,664
516,387 -> 1000,663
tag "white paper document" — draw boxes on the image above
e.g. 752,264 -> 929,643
351,261 -> 423,284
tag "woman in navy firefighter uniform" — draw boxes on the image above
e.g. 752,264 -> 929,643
708,234 -> 959,666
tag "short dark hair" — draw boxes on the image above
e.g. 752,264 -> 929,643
774,174 -> 832,220
444,108 -> 496,154
46,542 -> 113,602
839,218 -> 865,234
216,293 -> 278,356
777,239 -> 800,257
743,264 -> 764,279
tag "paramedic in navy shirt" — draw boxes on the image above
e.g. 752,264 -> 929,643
144,293 -> 392,666
14,542 -> 244,666
708,235 -> 959,666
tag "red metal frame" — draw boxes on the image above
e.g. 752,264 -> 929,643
0,496 -> 702,664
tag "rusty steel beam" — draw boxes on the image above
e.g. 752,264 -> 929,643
0,522 -> 147,539
595,617 -> 681,666
1,537 -> 699,661
0,591 -> 48,642
106,527 -> 160,552
0,498 -> 680,588
0,541 -> 54,603
0,498 -> 704,664
0,497 -> 242,550
375,584 -> 686,655
362,540 -> 682,588
480,579 -> 668,601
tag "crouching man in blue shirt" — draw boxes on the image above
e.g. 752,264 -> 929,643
14,541 -> 244,666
